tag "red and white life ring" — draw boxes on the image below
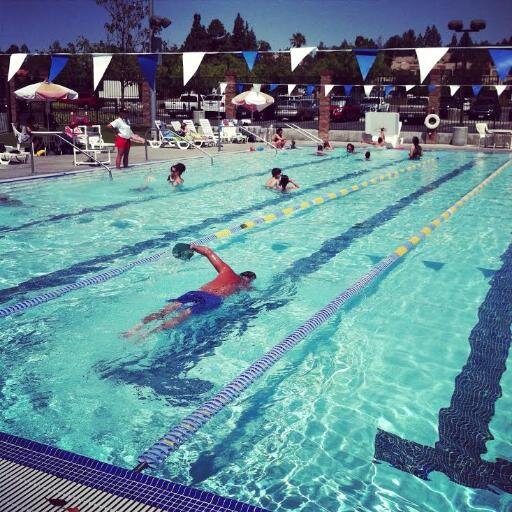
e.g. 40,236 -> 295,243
424,113 -> 440,130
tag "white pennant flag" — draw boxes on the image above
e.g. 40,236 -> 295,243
324,84 -> 335,96
219,82 -> 227,94
449,85 -> 460,96
93,54 -> 112,91
495,85 -> 507,97
364,85 -> 374,96
288,84 -> 296,95
405,85 -> 415,92
183,52 -> 205,85
8,53 -> 27,81
415,47 -> 449,83
290,47 -> 316,71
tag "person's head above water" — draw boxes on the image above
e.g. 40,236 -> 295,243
346,143 -> 355,153
271,167 -> 282,178
365,151 -> 371,160
171,162 -> 186,176
279,174 -> 290,191
240,270 -> 257,284
412,136 -> 420,146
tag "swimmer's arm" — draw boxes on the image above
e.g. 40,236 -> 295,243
191,245 -> 232,274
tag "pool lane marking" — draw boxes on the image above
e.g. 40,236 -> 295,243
191,160 -> 427,246
0,159 -> 432,318
136,159 -> 511,470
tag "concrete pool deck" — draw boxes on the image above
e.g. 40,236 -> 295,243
0,139 -> 510,183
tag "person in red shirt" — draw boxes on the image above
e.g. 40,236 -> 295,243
123,245 -> 256,338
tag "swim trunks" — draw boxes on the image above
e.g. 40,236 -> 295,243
168,290 -> 223,315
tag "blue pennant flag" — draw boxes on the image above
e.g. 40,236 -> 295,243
344,85 -> 353,96
269,83 -> 279,92
354,49 -> 378,81
236,83 -> 244,93
488,49 -> 512,81
428,85 -> 437,93
137,54 -> 158,90
472,85 -> 482,96
48,55 -> 69,82
242,51 -> 258,71
306,84 -> 315,96
384,85 -> 393,96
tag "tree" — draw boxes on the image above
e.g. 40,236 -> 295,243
206,19 -> 229,51
182,14 -> 209,51
423,25 -> 442,46
229,13 -> 257,50
95,0 -> 149,104
290,33 -> 306,48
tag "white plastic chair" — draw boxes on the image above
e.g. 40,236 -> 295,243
475,122 -> 492,147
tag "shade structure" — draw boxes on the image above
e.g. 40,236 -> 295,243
14,81 -> 78,102
231,88 -> 274,112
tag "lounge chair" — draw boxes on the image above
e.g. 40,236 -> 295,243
199,118 -> 228,144
364,112 -> 403,148
220,120 -> 248,144
150,121 -> 190,150
169,121 -> 205,148
184,119 -> 216,147
0,145 -> 29,166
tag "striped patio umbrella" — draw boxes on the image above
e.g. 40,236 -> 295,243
14,81 -> 78,101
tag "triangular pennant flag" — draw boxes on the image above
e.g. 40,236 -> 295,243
137,54 -> 158,90
93,54 -> 112,91
354,49 -> 378,80
428,85 -> 437,93
364,85 -> 374,96
236,83 -> 244,93
288,84 -> 296,95
488,49 -> 512,81
48,55 -> 69,82
449,85 -> 460,96
183,52 -> 205,85
405,85 -> 415,92
8,53 -> 27,81
472,85 -> 482,96
269,83 -> 278,92
384,85 -> 393,96
324,84 -> 335,96
344,85 -> 353,95
242,51 -> 258,71
290,46 -> 316,71
306,84 -> 315,96
495,85 -> 507,97
219,82 -> 227,94
415,47 -> 448,83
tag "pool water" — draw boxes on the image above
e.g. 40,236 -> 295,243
0,148 -> 511,511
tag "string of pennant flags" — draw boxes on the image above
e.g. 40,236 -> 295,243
6,46 -> 512,94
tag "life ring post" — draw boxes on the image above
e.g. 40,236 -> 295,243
424,113 -> 440,144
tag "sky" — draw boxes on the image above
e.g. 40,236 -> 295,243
0,0 -> 511,52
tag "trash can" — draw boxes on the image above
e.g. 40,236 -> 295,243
193,110 -> 205,124
452,126 -> 468,146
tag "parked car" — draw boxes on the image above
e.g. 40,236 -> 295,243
398,96 -> 429,124
202,94 -> 225,118
360,97 -> 389,114
165,93 -> 205,116
275,98 -> 317,121
330,96 -> 361,122
468,98 -> 501,121
439,96 -> 471,118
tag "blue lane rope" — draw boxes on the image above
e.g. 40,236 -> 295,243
0,158 -> 426,319
136,159 -> 510,469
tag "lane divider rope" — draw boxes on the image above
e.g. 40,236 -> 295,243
190,160 -> 426,246
137,159 -> 510,469
0,159 -> 429,318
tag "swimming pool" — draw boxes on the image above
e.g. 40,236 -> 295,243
0,148 -> 511,511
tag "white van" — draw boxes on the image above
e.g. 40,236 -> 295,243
165,93 -> 204,114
